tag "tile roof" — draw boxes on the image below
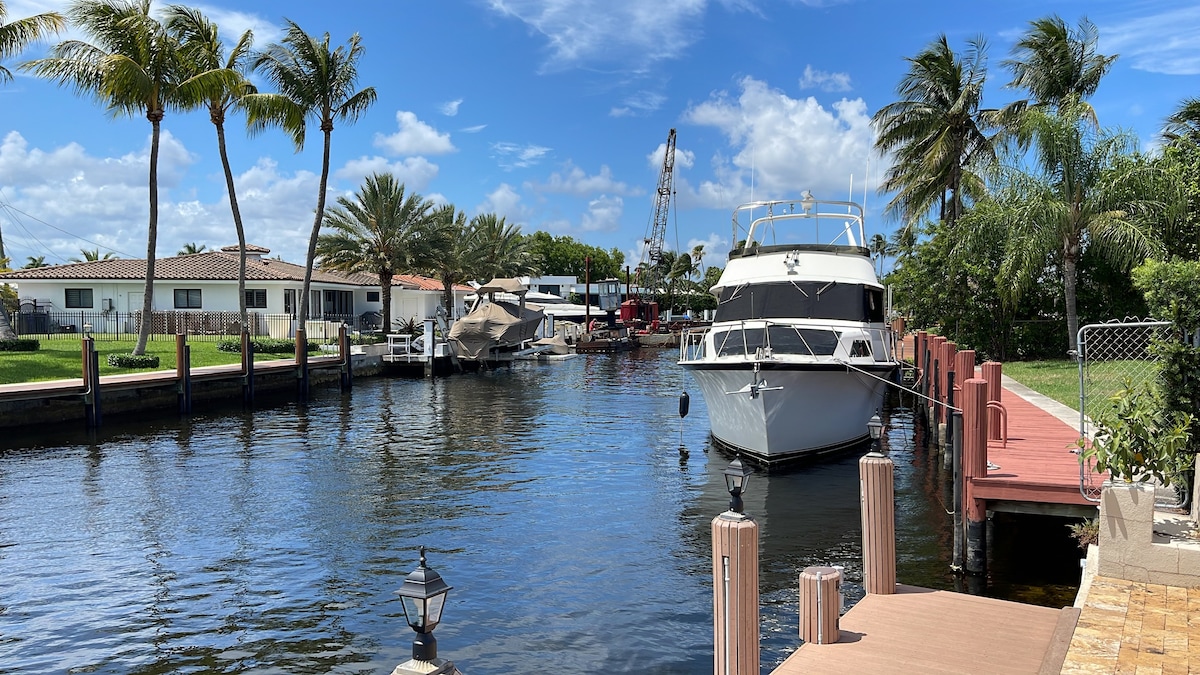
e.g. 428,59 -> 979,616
0,248 -> 471,292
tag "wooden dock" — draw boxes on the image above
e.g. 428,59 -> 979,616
772,584 -> 1075,674
972,375 -> 1098,517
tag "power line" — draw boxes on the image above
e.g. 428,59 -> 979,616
0,190 -> 135,259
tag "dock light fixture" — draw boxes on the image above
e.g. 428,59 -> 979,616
867,411 -> 884,455
800,190 -> 816,215
395,546 -> 453,664
723,457 -> 753,514
83,323 -> 92,336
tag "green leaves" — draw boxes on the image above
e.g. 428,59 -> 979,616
1082,379 -> 1193,484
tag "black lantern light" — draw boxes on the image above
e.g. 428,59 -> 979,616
723,457 -> 754,514
867,411 -> 884,454
395,546 -> 453,662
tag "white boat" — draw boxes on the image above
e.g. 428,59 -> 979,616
678,192 -> 898,463
448,279 -> 544,362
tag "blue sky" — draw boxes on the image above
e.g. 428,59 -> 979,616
2,0 -> 1198,273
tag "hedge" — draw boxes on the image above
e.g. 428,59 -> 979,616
0,338 -> 39,352
216,337 -> 321,354
107,353 -> 161,369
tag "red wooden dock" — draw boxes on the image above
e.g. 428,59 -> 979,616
972,376 -> 1098,514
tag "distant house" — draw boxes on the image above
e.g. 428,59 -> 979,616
0,244 -> 470,337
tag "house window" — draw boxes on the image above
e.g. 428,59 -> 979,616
284,289 -> 296,316
173,288 -> 202,309
245,289 -> 268,309
366,291 -> 380,303
323,290 -> 353,316
65,288 -> 93,309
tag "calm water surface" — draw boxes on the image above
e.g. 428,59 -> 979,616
0,350 -> 1082,674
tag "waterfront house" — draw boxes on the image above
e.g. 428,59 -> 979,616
0,244 -> 470,338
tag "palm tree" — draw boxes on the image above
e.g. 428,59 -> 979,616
419,204 -> 474,321
24,0 -> 227,356
0,0 -> 65,83
690,243 -> 705,281
23,255 -> 47,268
1163,97 -> 1200,149
166,5 -> 255,330
469,213 -> 539,282
243,20 -> 376,337
316,173 -> 432,332
177,242 -> 207,254
1001,15 -> 1116,125
70,247 -> 115,262
959,100 -> 1167,352
872,34 -> 996,230
869,233 -> 888,278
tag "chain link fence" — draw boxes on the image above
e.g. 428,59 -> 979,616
1075,319 -> 1172,501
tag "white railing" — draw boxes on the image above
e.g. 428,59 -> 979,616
679,320 -> 895,364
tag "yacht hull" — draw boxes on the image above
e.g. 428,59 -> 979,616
681,362 -> 895,463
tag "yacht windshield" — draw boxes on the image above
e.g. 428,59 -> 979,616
714,282 -> 884,323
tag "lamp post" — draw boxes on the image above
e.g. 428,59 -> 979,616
867,411 -> 884,455
722,456 -> 753,515
392,546 -> 460,675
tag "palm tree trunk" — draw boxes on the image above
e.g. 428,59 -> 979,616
134,114 -> 163,356
298,126 -> 333,340
380,268 -> 392,334
1063,235 -> 1081,353
0,306 -> 17,340
216,119 -> 249,332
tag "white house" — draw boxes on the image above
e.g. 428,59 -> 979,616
0,244 -> 470,337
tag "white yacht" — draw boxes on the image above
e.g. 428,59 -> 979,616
678,192 -> 898,463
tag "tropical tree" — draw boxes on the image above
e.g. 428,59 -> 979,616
243,20 -> 376,337
24,0 -> 227,356
690,243 -> 705,280
177,242 -> 206,254
1001,15 -> 1117,125
0,0 -> 65,82
470,213 -> 539,282
420,204 -> 474,321
869,233 -> 888,277
22,255 -> 47,268
1163,97 -> 1200,149
166,4 -> 255,329
526,231 -> 623,278
872,34 -> 996,230
959,100 -> 1169,353
316,173 -> 432,332
69,247 -> 115,261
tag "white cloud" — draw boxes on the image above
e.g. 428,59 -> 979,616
334,155 -> 439,192
610,91 -> 667,117
461,124 -> 488,133
373,111 -> 456,156
486,0 -> 706,72
491,142 -> 552,170
682,76 -> 876,207
529,162 -> 633,196
580,194 -> 623,232
193,5 -> 283,44
798,65 -> 852,92
1099,7 -> 1200,75
440,99 -> 463,116
475,183 -> 532,222
648,141 -> 696,171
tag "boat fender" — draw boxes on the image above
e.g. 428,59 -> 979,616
679,391 -> 690,418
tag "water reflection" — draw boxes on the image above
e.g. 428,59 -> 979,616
0,351 -> 1077,674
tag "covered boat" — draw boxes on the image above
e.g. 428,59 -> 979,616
448,279 -> 544,361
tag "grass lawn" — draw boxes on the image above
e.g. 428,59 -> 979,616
0,338 -> 298,384
1003,359 -> 1159,412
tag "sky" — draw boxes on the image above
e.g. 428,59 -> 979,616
2,0 -> 1199,275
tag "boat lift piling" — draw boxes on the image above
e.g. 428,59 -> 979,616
241,330 -> 254,407
176,333 -> 192,415
82,336 -> 101,427
295,327 -> 309,403
962,378 -> 990,575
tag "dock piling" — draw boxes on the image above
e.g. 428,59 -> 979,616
241,330 -> 254,407
82,336 -> 101,427
338,324 -> 352,391
712,509 -> 759,674
799,566 -> 842,644
963,378 -> 989,575
295,327 -> 309,403
176,333 -> 191,415
982,362 -> 1003,441
951,410 -> 964,572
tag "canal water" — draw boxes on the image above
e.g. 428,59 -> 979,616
0,350 -> 1084,674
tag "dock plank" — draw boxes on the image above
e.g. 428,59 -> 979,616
772,585 -> 1064,674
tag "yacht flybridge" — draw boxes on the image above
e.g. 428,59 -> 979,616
678,192 -> 899,463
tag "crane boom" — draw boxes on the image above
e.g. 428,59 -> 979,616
645,128 -> 677,267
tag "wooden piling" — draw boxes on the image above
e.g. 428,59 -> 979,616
944,371 -> 956,467
295,327 -> 308,402
962,378 -> 989,575
176,333 -> 191,415
982,362 -> 1003,441
338,324 -> 352,391
951,410 -> 964,573
940,341 -> 957,428
82,336 -> 101,428
955,350 -> 976,383
712,512 -> 759,675
241,330 -> 254,407
859,452 -> 896,595
799,566 -> 842,644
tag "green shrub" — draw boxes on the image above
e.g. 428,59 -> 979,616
0,338 -> 39,352
1081,379 -> 1193,483
107,353 -> 161,369
216,337 -> 320,354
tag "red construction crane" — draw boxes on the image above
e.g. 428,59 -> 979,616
622,128 -> 676,331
